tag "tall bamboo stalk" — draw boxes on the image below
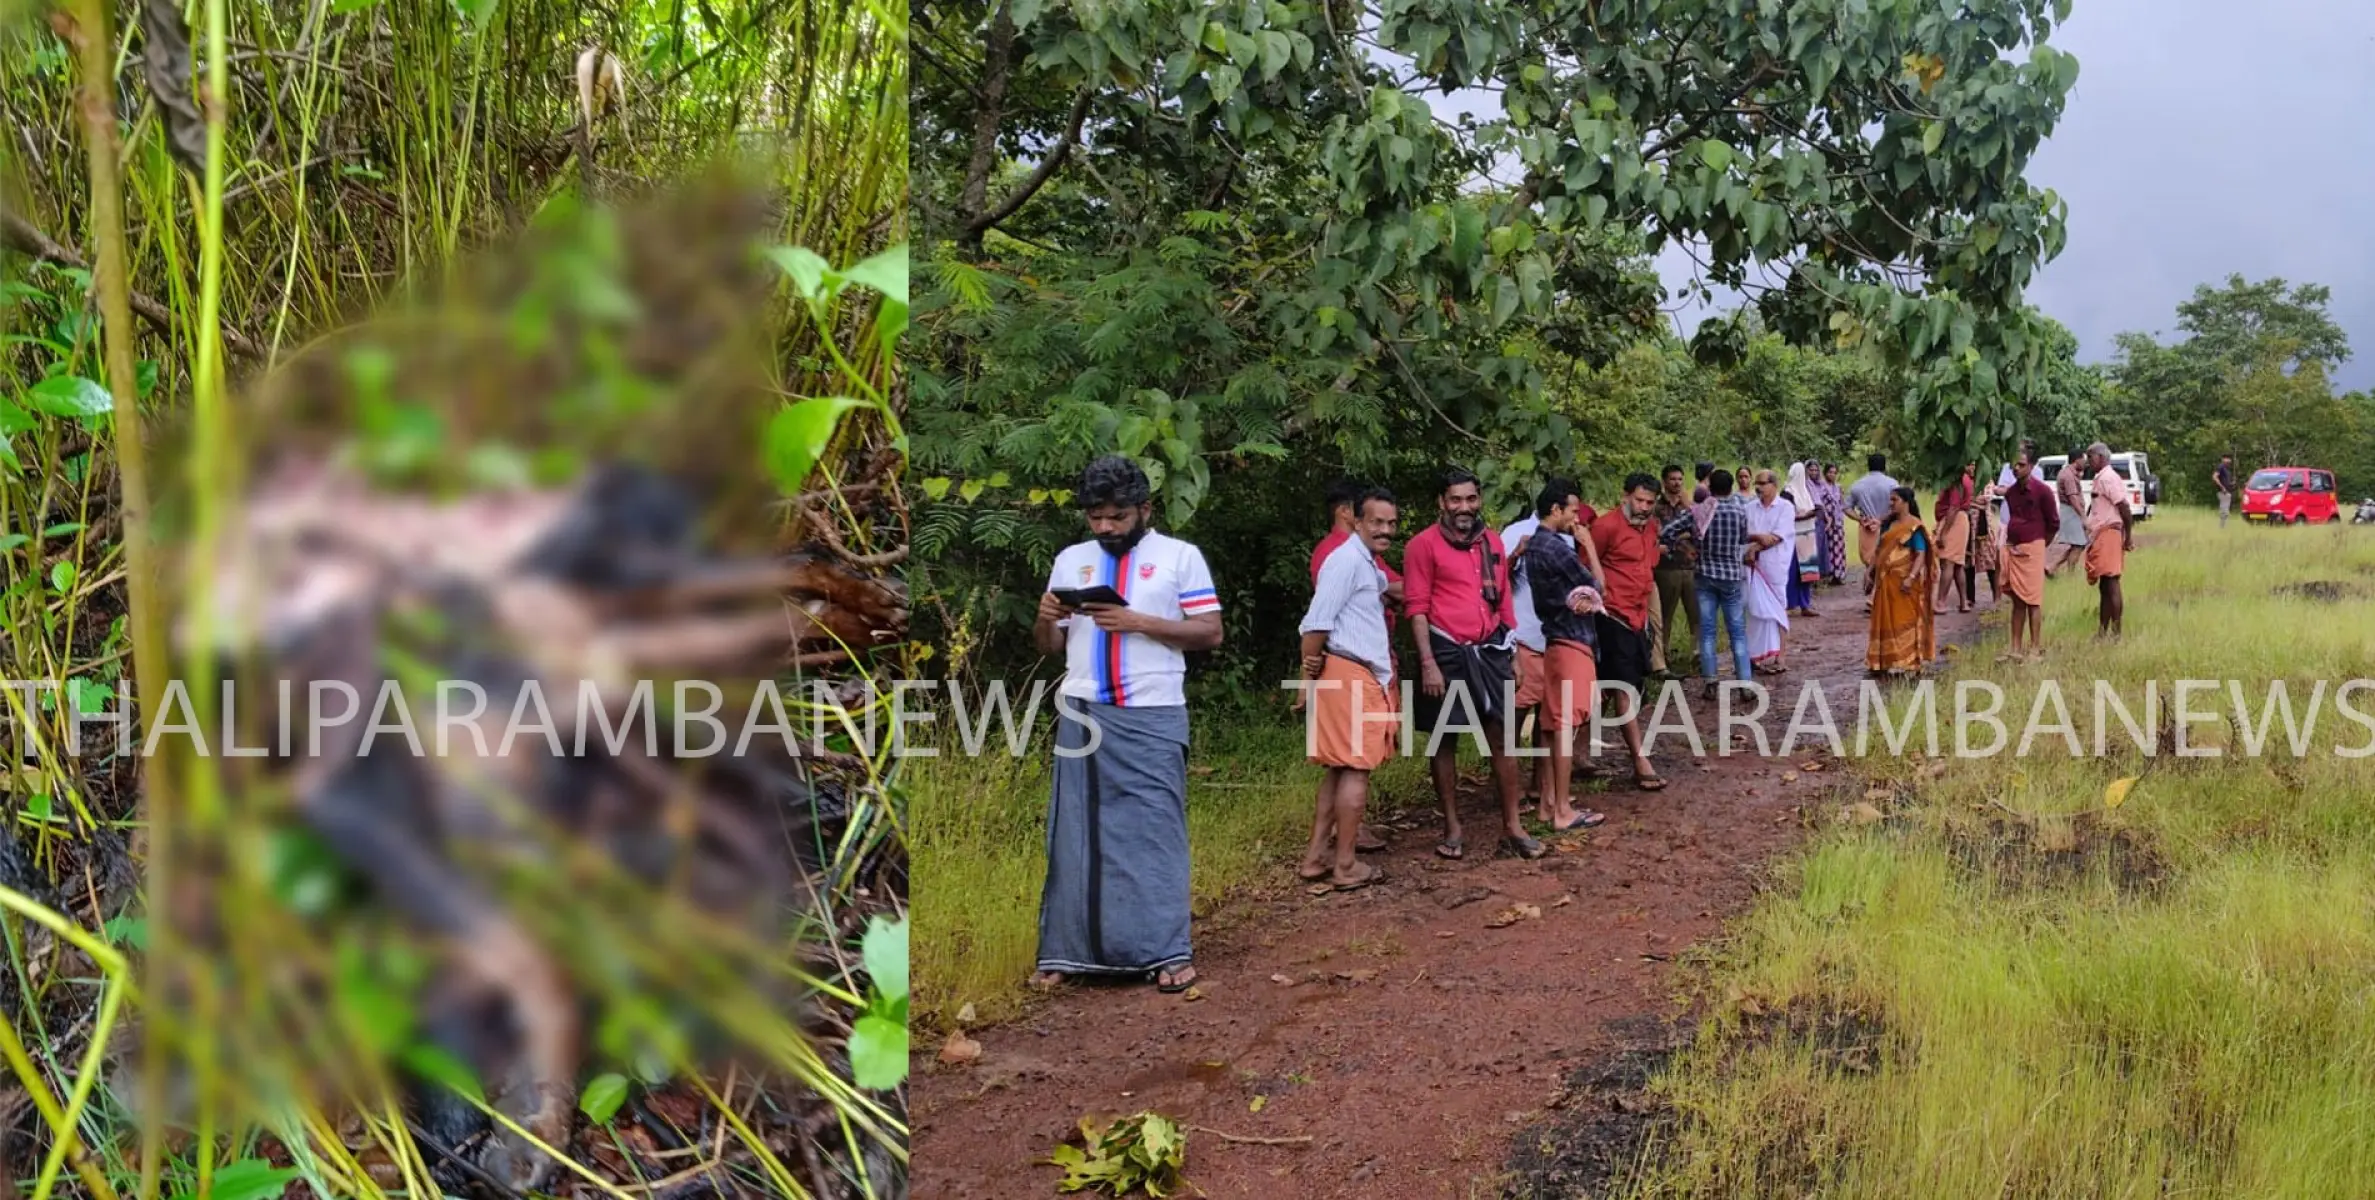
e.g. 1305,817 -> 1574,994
60,0 -> 169,1196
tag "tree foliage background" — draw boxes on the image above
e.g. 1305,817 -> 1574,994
913,0 -> 2099,675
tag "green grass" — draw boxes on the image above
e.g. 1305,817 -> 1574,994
911,711 -> 1431,1026
1623,506 -> 2375,1197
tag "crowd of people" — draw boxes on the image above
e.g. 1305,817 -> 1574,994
1021,443 -> 2138,994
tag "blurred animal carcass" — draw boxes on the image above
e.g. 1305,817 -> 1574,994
170,175 -> 907,1195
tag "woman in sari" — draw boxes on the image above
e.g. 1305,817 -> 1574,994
1817,463 -> 1849,583
1786,461 -> 1820,615
1867,486 -> 1936,676
1744,469 -> 1797,673
1934,464 -> 1975,612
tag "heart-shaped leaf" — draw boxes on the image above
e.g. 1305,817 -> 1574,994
764,397 -> 868,494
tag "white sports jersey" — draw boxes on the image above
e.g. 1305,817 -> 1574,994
1049,530 -> 1220,708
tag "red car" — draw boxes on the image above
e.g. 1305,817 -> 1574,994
2240,467 -> 2342,525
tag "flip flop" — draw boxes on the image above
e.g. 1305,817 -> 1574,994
1435,837 -> 1466,861
1355,830 -> 1390,853
1029,972 -> 1068,990
1636,774 -> 1668,792
1328,863 -> 1383,892
1501,834 -> 1549,860
1550,811 -> 1605,832
1296,864 -> 1331,882
1155,965 -> 1199,994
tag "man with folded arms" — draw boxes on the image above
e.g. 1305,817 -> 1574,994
1588,473 -> 1670,792
1297,487 -> 1401,891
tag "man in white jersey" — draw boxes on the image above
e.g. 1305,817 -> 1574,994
1029,456 -> 1223,994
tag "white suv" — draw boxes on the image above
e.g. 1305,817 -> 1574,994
2037,452 -> 2157,521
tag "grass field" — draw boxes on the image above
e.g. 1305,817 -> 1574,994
1625,506 -> 2375,1196
909,713 -> 1432,1026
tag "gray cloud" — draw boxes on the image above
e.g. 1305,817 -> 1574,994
2018,0 -> 2375,386
1414,3 -> 2375,385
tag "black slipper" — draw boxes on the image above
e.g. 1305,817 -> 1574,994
1435,837 -> 1465,860
1156,965 -> 1198,994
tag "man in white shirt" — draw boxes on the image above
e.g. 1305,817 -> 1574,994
1296,487 -> 1400,891
1029,456 -> 1223,994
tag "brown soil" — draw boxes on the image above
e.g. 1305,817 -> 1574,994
913,588 -> 1985,1200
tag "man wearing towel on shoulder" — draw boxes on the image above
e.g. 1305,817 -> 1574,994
1030,456 -> 1224,995
2083,441 -> 2135,640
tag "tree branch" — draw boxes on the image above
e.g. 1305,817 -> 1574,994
1,208 -> 265,361
964,89 -> 1092,242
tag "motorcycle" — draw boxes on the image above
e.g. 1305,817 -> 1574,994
2354,498 -> 2375,525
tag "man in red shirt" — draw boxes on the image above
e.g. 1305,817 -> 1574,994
1310,479 -> 1397,853
1405,468 -> 1539,860
1995,446 -> 2058,662
1588,473 -> 1669,792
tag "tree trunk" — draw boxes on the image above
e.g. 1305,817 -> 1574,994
957,1 -> 1016,245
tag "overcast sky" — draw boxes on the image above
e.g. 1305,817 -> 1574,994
1647,0 -> 2375,387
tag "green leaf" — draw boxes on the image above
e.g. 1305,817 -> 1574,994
41,523 -> 84,538
763,246 -> 836,303
65,677 -> 113,716
168,1159 -> 302,1200
0,398 -> 34,436
49,560 -> 75,595
1697,140 -> 1733,172
848,1013 -> 909,1089
401,1042 -> 484,1101
25,375 -> 111,419
448,0 -> 497,24
764,397 -> 868,494
1921,121 -> 1945,155
103,915 -> 148,950
862,915 -> 909,1001
840,246 -> 909,304
580,1072 -> 631,1124
920,476 -> 952,501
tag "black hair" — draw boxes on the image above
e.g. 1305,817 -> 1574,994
1623,471 -> 1659,495
1535,476 -> 1582,519
1693,461 -> 1714,482
1440,466 -> 1480,497
1708,470 -> 1735,497
1356,485 -> 1398,518
1324,477 -> 1364,516
1662,463 -> 1685,479
1892,485 -> 1922,518
1866,453 -> 1887,472
1078,454 -> 1152,510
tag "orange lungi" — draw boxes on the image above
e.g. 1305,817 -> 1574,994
1541,640 -> 1598,733
2085,528 -> 2125,583
1309,654 -> 1400,771
2003,540 -> 2046,605
1513,643 -> 1545,709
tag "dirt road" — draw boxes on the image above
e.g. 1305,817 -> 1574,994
914,591 -> 1987,1199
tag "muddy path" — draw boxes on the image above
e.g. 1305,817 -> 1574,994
914,584 -> 1990,1199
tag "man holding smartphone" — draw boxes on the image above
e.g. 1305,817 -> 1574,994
1030,456 -> 1223,995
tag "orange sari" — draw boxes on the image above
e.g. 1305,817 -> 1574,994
1867,517 -> 1937,673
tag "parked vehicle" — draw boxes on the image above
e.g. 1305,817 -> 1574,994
2354,497 -> 2375,525
2037,452 -> 2159,521
2239,467 -> 2342,525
